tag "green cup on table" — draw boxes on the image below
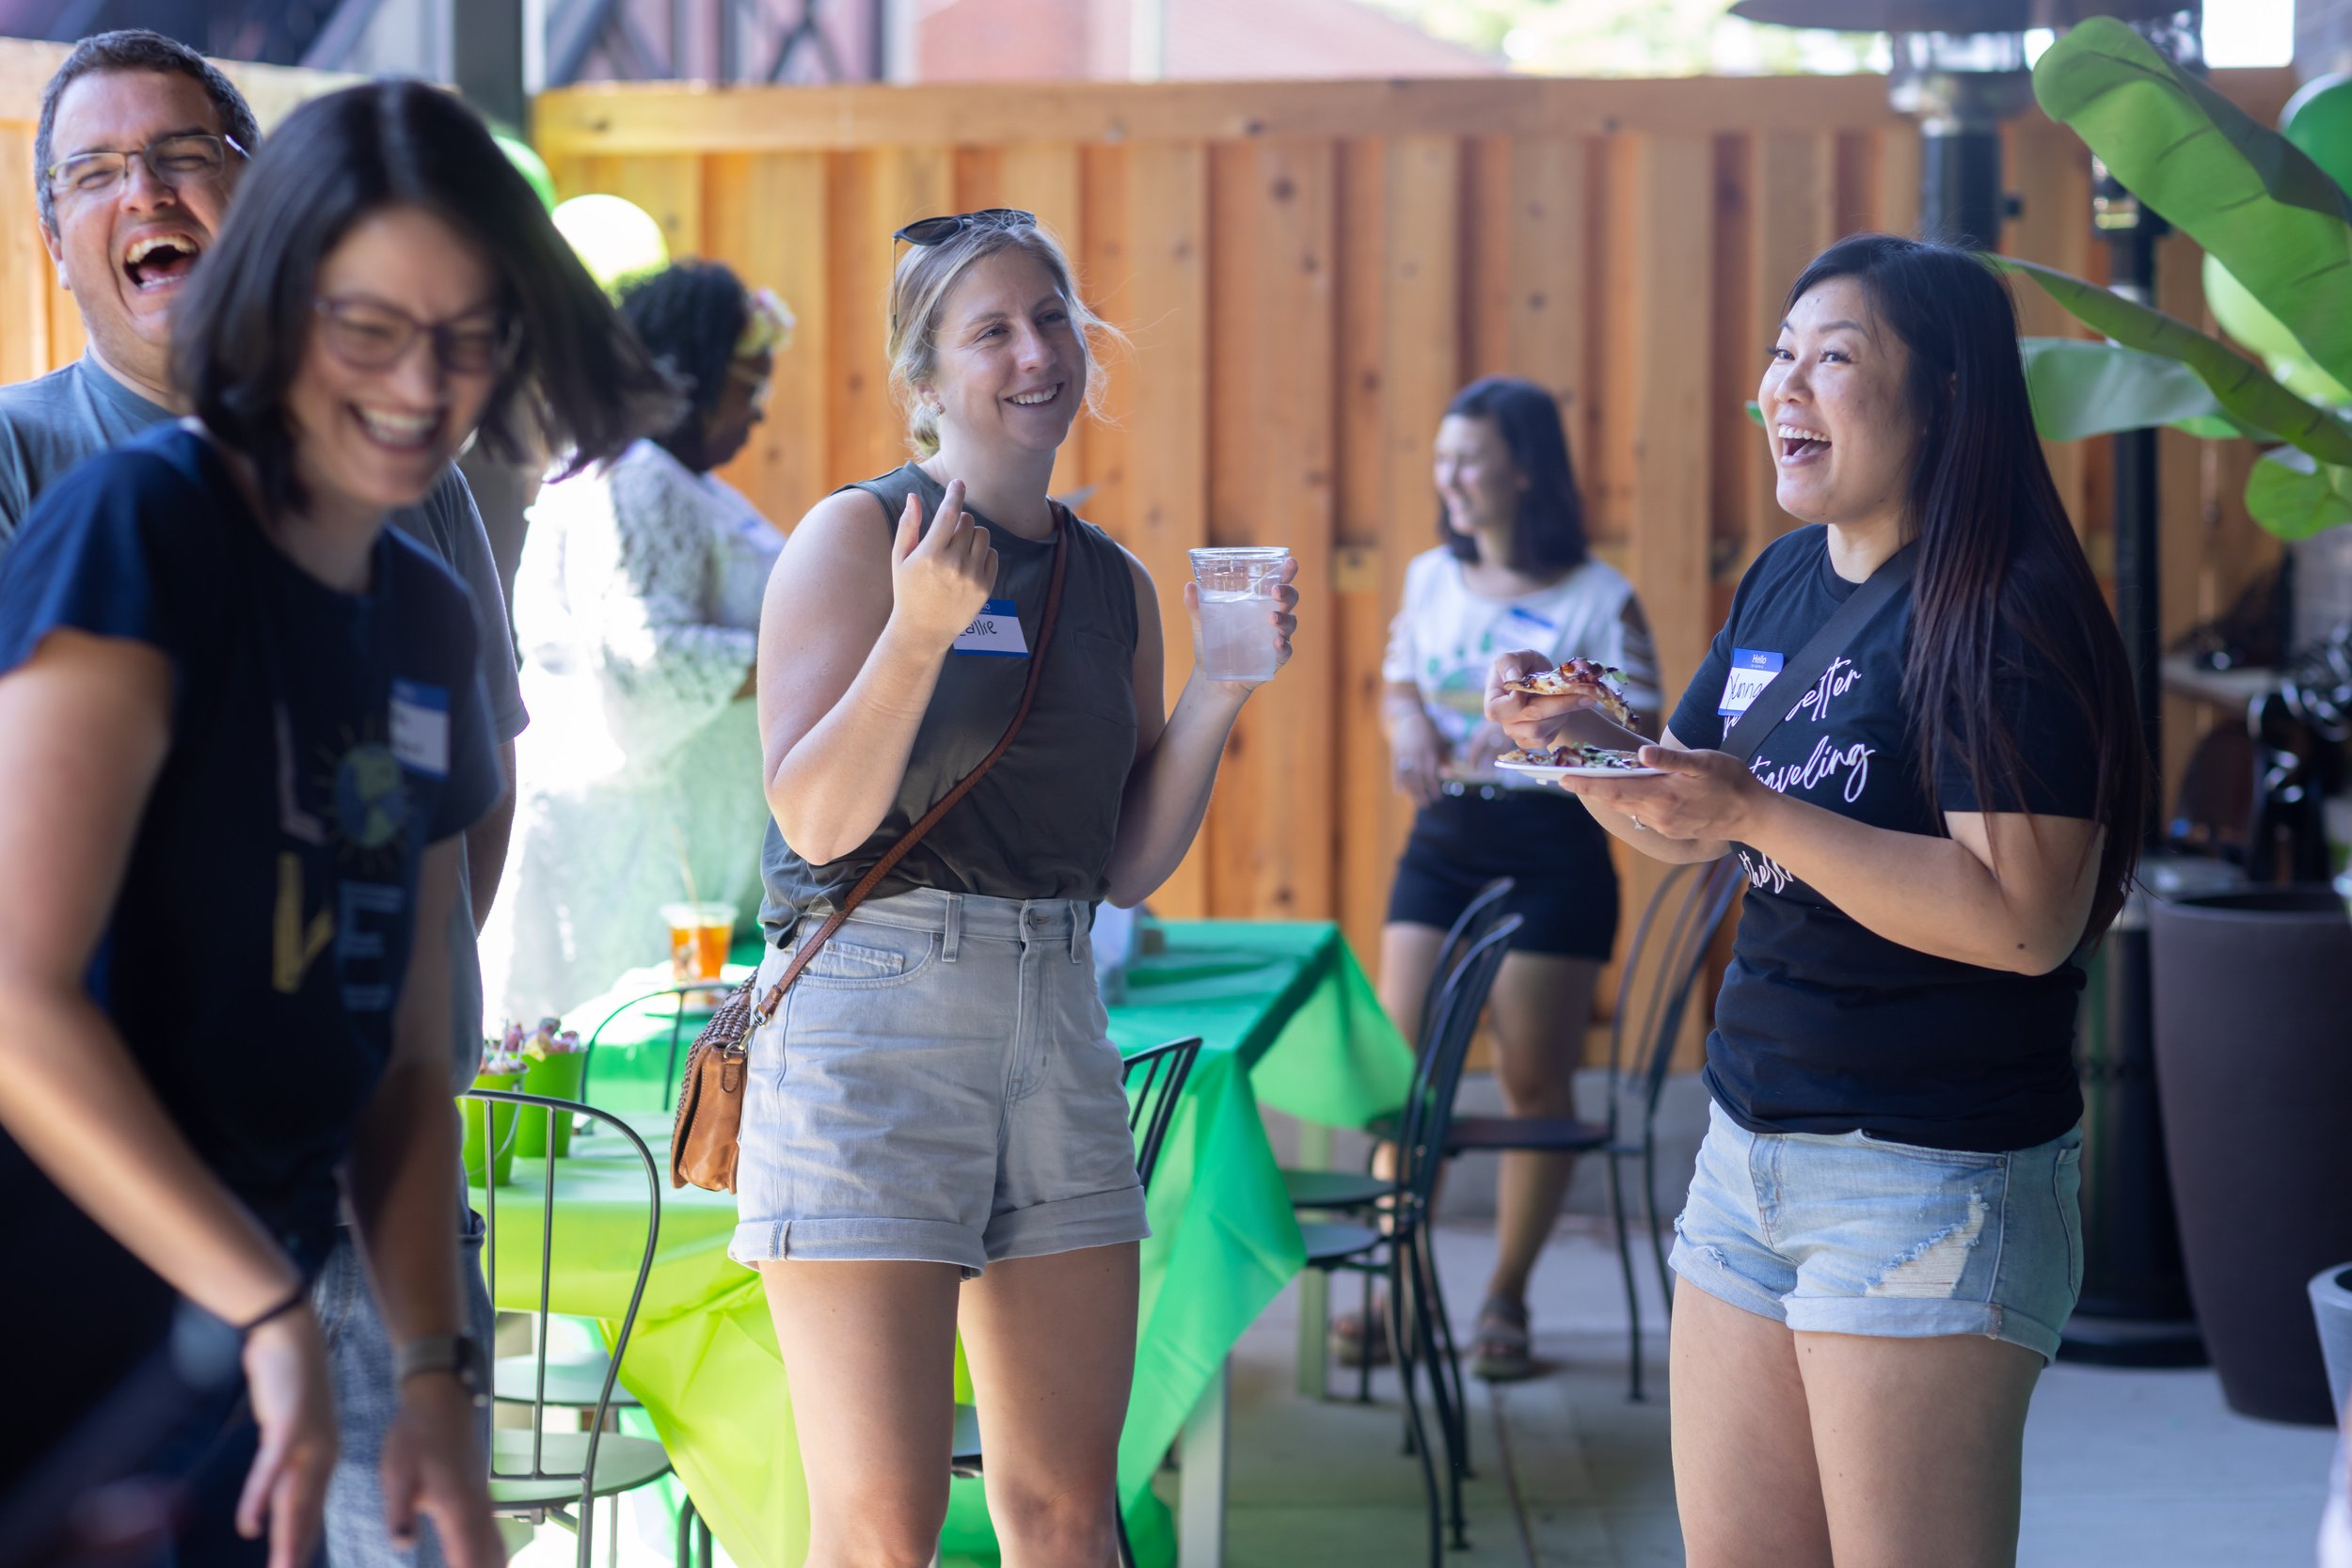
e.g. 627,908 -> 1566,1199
461,1068 -> 523,1186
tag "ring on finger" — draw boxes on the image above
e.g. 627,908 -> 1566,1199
1629,815 -> 1644,832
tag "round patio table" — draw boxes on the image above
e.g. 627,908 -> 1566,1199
480,919 -> 1409,1568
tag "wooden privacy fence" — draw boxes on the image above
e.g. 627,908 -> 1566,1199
536,69 -> 2295,1061
0,44 -> 2298,1062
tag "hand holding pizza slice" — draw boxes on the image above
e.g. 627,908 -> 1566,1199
1500,657 -> 1636,728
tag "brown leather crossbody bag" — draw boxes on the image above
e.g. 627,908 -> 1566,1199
670,513 -> 1071,1191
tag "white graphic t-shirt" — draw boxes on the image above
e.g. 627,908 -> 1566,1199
1381,548 -> 1660,787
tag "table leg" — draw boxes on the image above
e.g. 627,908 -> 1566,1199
1294,1121 -> 1333,1399
1178,1355 -> 1230,1568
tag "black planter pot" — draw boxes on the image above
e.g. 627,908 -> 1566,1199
2150,887 -> 2352,1426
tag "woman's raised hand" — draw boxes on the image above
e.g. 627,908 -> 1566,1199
890,479 -> 998,654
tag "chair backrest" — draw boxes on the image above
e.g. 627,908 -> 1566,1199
1606,859 -> 1743,1126
1122,1037 -> 1201,1190
1416,876 -> 1515,1046
1394,914 -> 1521,1218
466,1090 -> 661,1487
577,982 -> 706,1112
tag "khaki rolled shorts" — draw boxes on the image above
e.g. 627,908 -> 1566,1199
728,889 -> 1149,1278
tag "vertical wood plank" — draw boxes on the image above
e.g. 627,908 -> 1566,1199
1459,134 -> 1512,383
1334,135 -> 1398,971
0,128 -> 53,385
1628,132 -> 1717,1069
1709,131 -> 1753,629
1118,140 -> 1211,915
2004,125 -> 2094,535
598,151 -> 706,261
704,150 -> 832,531
1205,139 -> 1338,920
826,146 -> 951,487
1744,131 -> 1835,567
1504,135 -> 1588,445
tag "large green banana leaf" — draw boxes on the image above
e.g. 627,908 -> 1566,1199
2245,448 -> 2352,540
1996,259 -> 2352,466
2018,338 -> 2278,443
2032,19 -> 2352,390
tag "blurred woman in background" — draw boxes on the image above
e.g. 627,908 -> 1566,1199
484,260 -> 794,1021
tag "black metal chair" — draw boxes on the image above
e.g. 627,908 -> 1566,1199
469,1089 -> 671,1567
944,1037 -> 1204,1568
1278,875 -> 1514,1422
1296,916 -> 1519,1564
1422,857 -> 1743,1402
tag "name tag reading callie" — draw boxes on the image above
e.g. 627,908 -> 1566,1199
954,598 -> 1029,657
1719,649 -> 1783,719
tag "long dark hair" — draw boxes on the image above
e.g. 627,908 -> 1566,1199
617,260 -> 751,472
1437,376 -> 1588,575
174,80 -> 678,520
1787,234 -> 2145,943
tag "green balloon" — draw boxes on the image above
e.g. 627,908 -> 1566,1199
2282,72 -> 2352,198
550,194 -> 670,294
2204,251 -> 2306,364
495,133 -> 557,213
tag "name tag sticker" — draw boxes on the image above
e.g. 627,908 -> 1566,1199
953,599 -> 1029,657
389,679 -> 450,776
1505,606 -> 1558,635
1718,649 -> 1784,718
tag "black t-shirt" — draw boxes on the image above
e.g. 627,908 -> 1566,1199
0,425 -> 501,1469
1668,526 -> 2102,1152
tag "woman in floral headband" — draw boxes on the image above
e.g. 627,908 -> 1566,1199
482,260 -> 795,1020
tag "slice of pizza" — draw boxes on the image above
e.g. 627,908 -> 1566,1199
1497,743 -> 1648,770
1500,657 -> 1635,727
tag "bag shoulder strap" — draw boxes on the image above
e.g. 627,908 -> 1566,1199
1718,543 -> 1916,767
750,506 -> 1073,1026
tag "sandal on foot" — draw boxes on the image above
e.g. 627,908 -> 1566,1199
1471,1295 -> 1538,1382
1329,1297 -> 1393,1367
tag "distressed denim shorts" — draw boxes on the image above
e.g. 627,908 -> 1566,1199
1668,1101 -> 2085,1363
729,889 -> 1149,1279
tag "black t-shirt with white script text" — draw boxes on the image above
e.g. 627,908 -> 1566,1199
1668,526 -> 2102,1153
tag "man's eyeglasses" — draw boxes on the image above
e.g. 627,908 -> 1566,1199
313,297 -> 520,377
45,134 -> 246,201
892,209 -> 1036,247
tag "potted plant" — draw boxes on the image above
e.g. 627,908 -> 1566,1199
2014,21 -> 2352,1424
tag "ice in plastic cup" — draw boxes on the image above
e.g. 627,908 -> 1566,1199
1188,546 -> 1289,683
660,902 -> 738,984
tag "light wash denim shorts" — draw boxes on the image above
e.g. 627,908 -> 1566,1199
729,889 -> 1149,1278
1668,1101 -> 2085,1363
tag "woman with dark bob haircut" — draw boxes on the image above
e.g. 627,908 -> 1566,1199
1492,234 -> 2143,1567
0,80 -> 669,1567
1359,374 -> 1657,1382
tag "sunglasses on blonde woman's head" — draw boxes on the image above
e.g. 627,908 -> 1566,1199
892,209 -> 1037,247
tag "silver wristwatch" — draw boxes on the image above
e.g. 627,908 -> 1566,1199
394,1333 -> 491,1408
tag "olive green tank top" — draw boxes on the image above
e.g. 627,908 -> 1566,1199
759,464 -> 1141,934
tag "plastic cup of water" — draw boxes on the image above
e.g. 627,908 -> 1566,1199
1188,546 -> 1290,683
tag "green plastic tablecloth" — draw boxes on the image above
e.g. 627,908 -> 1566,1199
481,920 -> 1409,1568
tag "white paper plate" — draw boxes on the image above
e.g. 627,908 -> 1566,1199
1494,757 -> 1664,782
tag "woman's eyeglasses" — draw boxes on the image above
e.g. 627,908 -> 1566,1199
312,297 -> 520,376
892,209 -> 1036,247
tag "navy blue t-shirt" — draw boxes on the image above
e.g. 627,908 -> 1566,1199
1668,526 -> 2103,1153
0,425 -> 501,1364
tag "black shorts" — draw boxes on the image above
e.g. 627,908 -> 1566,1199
1385,786 -> 1620,959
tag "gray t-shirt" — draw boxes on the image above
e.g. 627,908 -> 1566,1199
0,355 -> 530,1089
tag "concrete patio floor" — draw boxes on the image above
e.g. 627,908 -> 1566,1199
1186,1215 -> 2342,1568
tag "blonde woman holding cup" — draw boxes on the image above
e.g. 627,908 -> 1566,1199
745,208 -> 1298,1568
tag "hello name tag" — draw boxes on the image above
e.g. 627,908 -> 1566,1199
389,678 -> 450,776
953,599 -> 1028,657
1719,649 -> 1784,718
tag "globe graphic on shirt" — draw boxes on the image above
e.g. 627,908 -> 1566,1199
333,743 -> 412,851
